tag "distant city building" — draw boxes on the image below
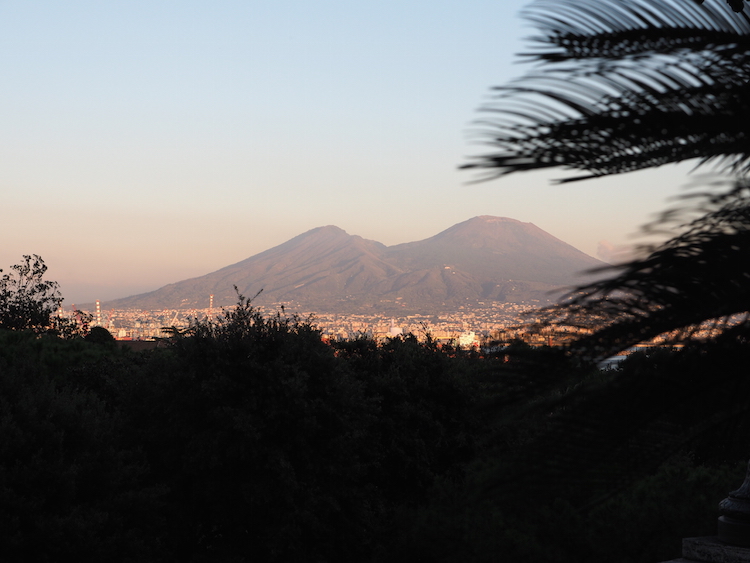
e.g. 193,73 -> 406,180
458,331 -> 477,347
387,320 -> 403,337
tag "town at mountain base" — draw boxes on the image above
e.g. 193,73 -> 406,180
105,216 -> 606,314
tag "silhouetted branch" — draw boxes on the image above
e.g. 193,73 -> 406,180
531,183 -> 750,359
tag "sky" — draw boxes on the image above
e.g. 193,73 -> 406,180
1,0 -> 702,304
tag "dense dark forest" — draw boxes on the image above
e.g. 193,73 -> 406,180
2,286 -> 749,562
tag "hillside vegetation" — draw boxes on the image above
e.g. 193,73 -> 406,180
1,294 -> 748,562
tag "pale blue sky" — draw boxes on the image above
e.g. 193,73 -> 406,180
1,0 -> 698,303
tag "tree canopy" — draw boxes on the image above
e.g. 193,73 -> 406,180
0,255 -> 62,332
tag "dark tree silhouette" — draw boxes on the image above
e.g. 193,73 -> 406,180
0,255 -> 62,332
465,0 -> 750,358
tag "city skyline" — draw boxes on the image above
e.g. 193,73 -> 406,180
2,0 -> 705,304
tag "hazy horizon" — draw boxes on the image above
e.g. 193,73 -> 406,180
2,0 -> 701,304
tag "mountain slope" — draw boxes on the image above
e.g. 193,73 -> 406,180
387,216 -> 603,286
105,217 -> 606,312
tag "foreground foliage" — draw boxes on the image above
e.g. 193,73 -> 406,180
0,301 -> 484,562
0,255 -> 62,332
397,337 -> 750,563
1,299 -> 748,562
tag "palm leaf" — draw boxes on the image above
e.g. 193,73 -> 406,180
523,0 -> 750,61
464,0 -> 750,181
533,184 -> 750,359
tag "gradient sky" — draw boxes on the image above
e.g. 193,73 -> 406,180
2,0 -> 703,304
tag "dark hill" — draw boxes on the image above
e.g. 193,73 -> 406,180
105,216 -> 606,313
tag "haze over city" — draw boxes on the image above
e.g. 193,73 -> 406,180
2,0 -> 701,304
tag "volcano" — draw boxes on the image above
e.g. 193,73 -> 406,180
105,216 -> 605,313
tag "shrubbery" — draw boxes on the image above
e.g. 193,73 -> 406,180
0,298 -> 484,562
390,338 -> 750,563
1,292 -> 748,561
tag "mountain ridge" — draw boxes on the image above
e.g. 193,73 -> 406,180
104,216 -> 606,313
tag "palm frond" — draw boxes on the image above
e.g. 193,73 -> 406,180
533,183 -> 750,359
523,0 -> 750,62
464,0 -> 750,181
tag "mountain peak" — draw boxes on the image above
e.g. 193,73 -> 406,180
427,215 -> 543,244
296,225 -> 350,239
472,215 -> 526,224
310,225 -> 348,234
456,216 -> 538,232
